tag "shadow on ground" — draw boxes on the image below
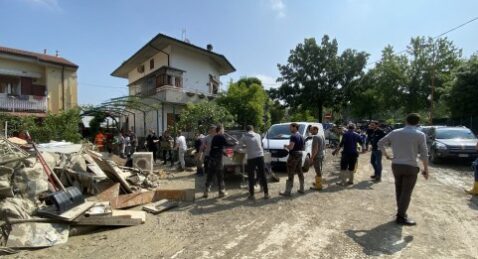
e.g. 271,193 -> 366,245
345,221 -> 414,256
469,196 -> 478,210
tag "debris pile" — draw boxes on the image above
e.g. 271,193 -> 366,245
0,137 -> 190,255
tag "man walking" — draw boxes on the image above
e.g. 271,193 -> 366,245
378,113 -> 429,226
280,123 -> 305,196
368,121 -> 386,182
310,126 -> 326,190
204,125 -> 236,198
332,123 -> 363,186
175,130 -> 187,171
239,125 -> 269,200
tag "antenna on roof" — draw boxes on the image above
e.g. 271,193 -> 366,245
181,29 -> 190,43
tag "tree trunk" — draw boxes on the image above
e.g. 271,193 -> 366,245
317,105 -> 324,123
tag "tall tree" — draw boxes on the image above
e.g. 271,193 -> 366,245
177,101 -> 233,134
446,55 -> 478,117
217,77 -> 269,130
405,36 -> 462,115
274,35 -> 368,122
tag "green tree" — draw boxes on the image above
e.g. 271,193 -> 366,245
446,55 -> 478,117
405,36 -> 462,115
268,100 -> 286,124
177,101 -> 233,134
273,35 -> 368,122
217,77 -> 269,131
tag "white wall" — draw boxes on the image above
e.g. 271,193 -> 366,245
127,46 -> 171,84
170,46 -> 221,93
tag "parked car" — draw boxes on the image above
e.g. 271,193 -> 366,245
420,126 -> 478,163
262,122 -> 324,172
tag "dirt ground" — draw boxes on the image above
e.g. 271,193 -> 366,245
6,151 -> 478,259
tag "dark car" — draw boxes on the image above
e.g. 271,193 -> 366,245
421,126 -> 478,163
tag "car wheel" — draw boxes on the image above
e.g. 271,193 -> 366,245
302,154 -> 311,173
430,150 -> 441,164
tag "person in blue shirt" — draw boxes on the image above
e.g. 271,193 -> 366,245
280,123 -> 305,196
332,123 -> 363,186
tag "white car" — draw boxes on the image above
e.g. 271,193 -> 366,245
262,122 -> 324,172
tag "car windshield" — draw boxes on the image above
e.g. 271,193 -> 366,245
435,128 -> 477,140
266,124 -> 306,139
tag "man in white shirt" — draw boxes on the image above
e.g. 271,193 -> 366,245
378,113 -> 429,226
176,130 -> 187,171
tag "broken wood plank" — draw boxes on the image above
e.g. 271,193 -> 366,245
143,199 -> 179,215
96,182 -> 120,202
112,210 -> 146,223
111,189 -> 194,209
37,201 -> 95,222
87,151 -> 131,193
74,215 -> 142,226
87,164 -> 107,179
6,223 -> 69,248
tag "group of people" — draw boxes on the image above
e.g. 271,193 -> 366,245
145,129 -> 188,171
94,129 -> 137,157
331,114 -> 429,226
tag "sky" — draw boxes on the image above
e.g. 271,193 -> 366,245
1,0 -> 477,105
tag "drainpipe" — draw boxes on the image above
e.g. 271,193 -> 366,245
61,65 -> 65,110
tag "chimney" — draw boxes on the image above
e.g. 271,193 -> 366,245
206,44 -> 213,51
55,50 -> 59,57
43,49 -> 47,54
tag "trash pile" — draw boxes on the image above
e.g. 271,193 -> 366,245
0,137 -> 188,255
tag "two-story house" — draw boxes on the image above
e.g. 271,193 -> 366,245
111,33 -> 235,136
0,46 -> 78,116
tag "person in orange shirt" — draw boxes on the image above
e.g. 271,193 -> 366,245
95,130 -> 106,152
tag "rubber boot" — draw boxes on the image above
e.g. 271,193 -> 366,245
311,176 -> 323,191
337,170 -> 347,186
298,177 -> 305,194
347,170 -> 354,185
465,182 -> 478,195
280,180 -> 293,196
203,186 -> 211,198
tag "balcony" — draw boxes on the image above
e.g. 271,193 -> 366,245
0,95 -> 47,113
155,85 -> 216,104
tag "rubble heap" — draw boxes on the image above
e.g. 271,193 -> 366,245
0,138 -> 190,255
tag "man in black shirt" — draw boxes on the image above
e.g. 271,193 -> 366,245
280,123 -> 305,196
368,121 -> 386,182
146,130 -> 159,162
203,125 -> 237,198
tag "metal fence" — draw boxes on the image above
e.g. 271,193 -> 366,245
433,116 -> 478,133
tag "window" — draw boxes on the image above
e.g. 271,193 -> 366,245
212,82 -> 219,94
150,59 -> 154,70
175,77 -> 182,87
21,77 -> 33,95
167,75 -> 172,85
137,65 -> 145,73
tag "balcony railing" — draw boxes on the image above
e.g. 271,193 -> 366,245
0,95 -> 47,113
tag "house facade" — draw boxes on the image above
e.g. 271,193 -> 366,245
111,34 -> 235,137
0,46 -> 78,116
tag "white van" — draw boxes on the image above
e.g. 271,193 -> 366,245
262,122 -> 325,172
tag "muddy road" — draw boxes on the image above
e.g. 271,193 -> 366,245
9,152 -> 478,259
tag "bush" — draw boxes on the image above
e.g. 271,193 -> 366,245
0,108 -> 82,143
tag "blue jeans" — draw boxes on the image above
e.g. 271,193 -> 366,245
371,150 -> 383,178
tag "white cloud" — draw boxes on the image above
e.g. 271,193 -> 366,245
268,0 -> 286,18
21,0 -> 61,11
255,74 -> 281,90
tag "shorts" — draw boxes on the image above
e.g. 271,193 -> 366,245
340,153 -> 358,171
